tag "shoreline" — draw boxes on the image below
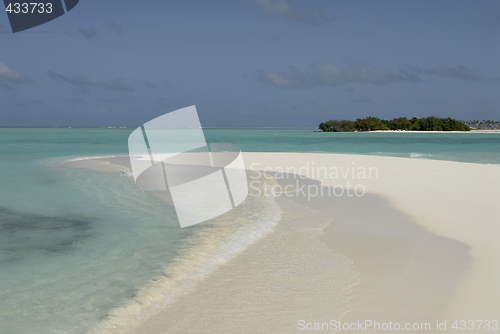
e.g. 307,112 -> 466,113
125,194 -> 360,334
315,129 -> 500,133
62,151 -> 499,169
64,157 -> 285,334
373,129 -> 500,133
64,153 -> 499,333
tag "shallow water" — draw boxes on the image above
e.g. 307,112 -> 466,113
0,158 -> 193,333
203,128 -> 500,165
0,127 -> 498,333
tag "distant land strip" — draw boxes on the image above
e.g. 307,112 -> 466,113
318,117 -> 500,132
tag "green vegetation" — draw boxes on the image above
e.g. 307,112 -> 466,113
319,116 -> 471,132
318,119 -> 357,132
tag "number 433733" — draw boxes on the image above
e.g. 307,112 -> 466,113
452,320 -> 498,330
6,3 -> 53,14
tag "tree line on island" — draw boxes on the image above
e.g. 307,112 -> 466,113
463,120 -> 500,130
319,116 -> 472,132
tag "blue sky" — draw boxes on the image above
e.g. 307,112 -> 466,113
1,0 -> 499,126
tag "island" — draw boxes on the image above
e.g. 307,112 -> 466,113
318,116 -> 473,132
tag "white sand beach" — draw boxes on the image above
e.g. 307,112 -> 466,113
68,153 -> 499,333
243,153 -> 499,332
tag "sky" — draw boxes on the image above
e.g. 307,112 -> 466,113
1,0 -> 499,127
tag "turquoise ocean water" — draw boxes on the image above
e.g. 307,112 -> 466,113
0,127 -> 499,334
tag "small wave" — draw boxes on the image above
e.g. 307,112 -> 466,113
63,155 -> 128,163
410,152 -> 432,158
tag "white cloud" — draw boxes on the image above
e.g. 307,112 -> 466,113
257,60 -> 497,89
257,59 -> 419,89
249,0 -> 332,25
0,62 -> 23,82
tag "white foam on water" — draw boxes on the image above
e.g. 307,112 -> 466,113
410,152 -> 432,158
89,174 -> 282,334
